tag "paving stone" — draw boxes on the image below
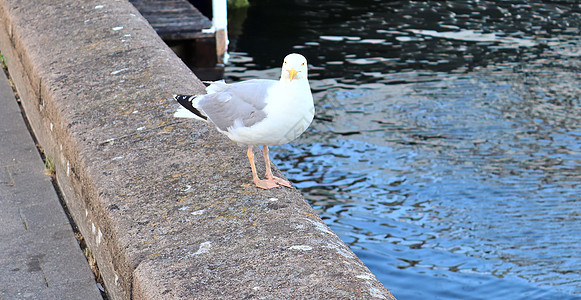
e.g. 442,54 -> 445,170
0,204 -> 26,235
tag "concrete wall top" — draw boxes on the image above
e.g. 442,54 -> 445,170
0,0 -> 395,299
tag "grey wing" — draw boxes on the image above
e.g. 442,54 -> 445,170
198,79 -> 276,131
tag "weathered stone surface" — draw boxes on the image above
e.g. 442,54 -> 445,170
0,0 -> 395,299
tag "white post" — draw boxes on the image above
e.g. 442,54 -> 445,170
212,0 -> 229,64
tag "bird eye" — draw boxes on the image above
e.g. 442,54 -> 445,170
301,62 -> 305,66
284,61 -> 288,64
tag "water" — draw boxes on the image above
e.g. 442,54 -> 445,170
222,1 -> 581,299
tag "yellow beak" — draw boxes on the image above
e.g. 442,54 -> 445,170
287,67 -> 299,81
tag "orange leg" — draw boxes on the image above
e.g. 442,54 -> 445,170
262,145 -> 292,188
247,146 -> 280,189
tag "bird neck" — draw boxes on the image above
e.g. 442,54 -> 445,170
280,77 -> 308,85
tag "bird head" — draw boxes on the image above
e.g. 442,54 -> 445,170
281,53 -> 308,82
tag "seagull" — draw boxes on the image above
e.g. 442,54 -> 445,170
174,53 -> 314,189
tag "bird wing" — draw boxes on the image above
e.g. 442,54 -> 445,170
198,79 -> 277,131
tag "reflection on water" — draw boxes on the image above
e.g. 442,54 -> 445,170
224,1 -> 581,299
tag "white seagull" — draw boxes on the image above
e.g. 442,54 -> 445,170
174,53 -> 314,189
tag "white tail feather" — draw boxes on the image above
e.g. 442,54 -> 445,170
173,107 -> 207,121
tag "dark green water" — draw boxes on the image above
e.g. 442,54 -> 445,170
223,1 -> 581,299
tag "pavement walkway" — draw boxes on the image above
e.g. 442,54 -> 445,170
0,70 -> 102,299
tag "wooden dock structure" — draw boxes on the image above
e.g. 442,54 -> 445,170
129,0 -> 227,80
129,0 -> 213,41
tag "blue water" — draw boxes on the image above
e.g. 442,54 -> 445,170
220,1 -> 581,299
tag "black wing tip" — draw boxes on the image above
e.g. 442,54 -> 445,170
174,94 -> 208,120
173,94 -> 194,102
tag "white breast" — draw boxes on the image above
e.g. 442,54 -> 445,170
225,80 -> 314,145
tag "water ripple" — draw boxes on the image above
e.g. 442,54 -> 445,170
226,0 -> 581,298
